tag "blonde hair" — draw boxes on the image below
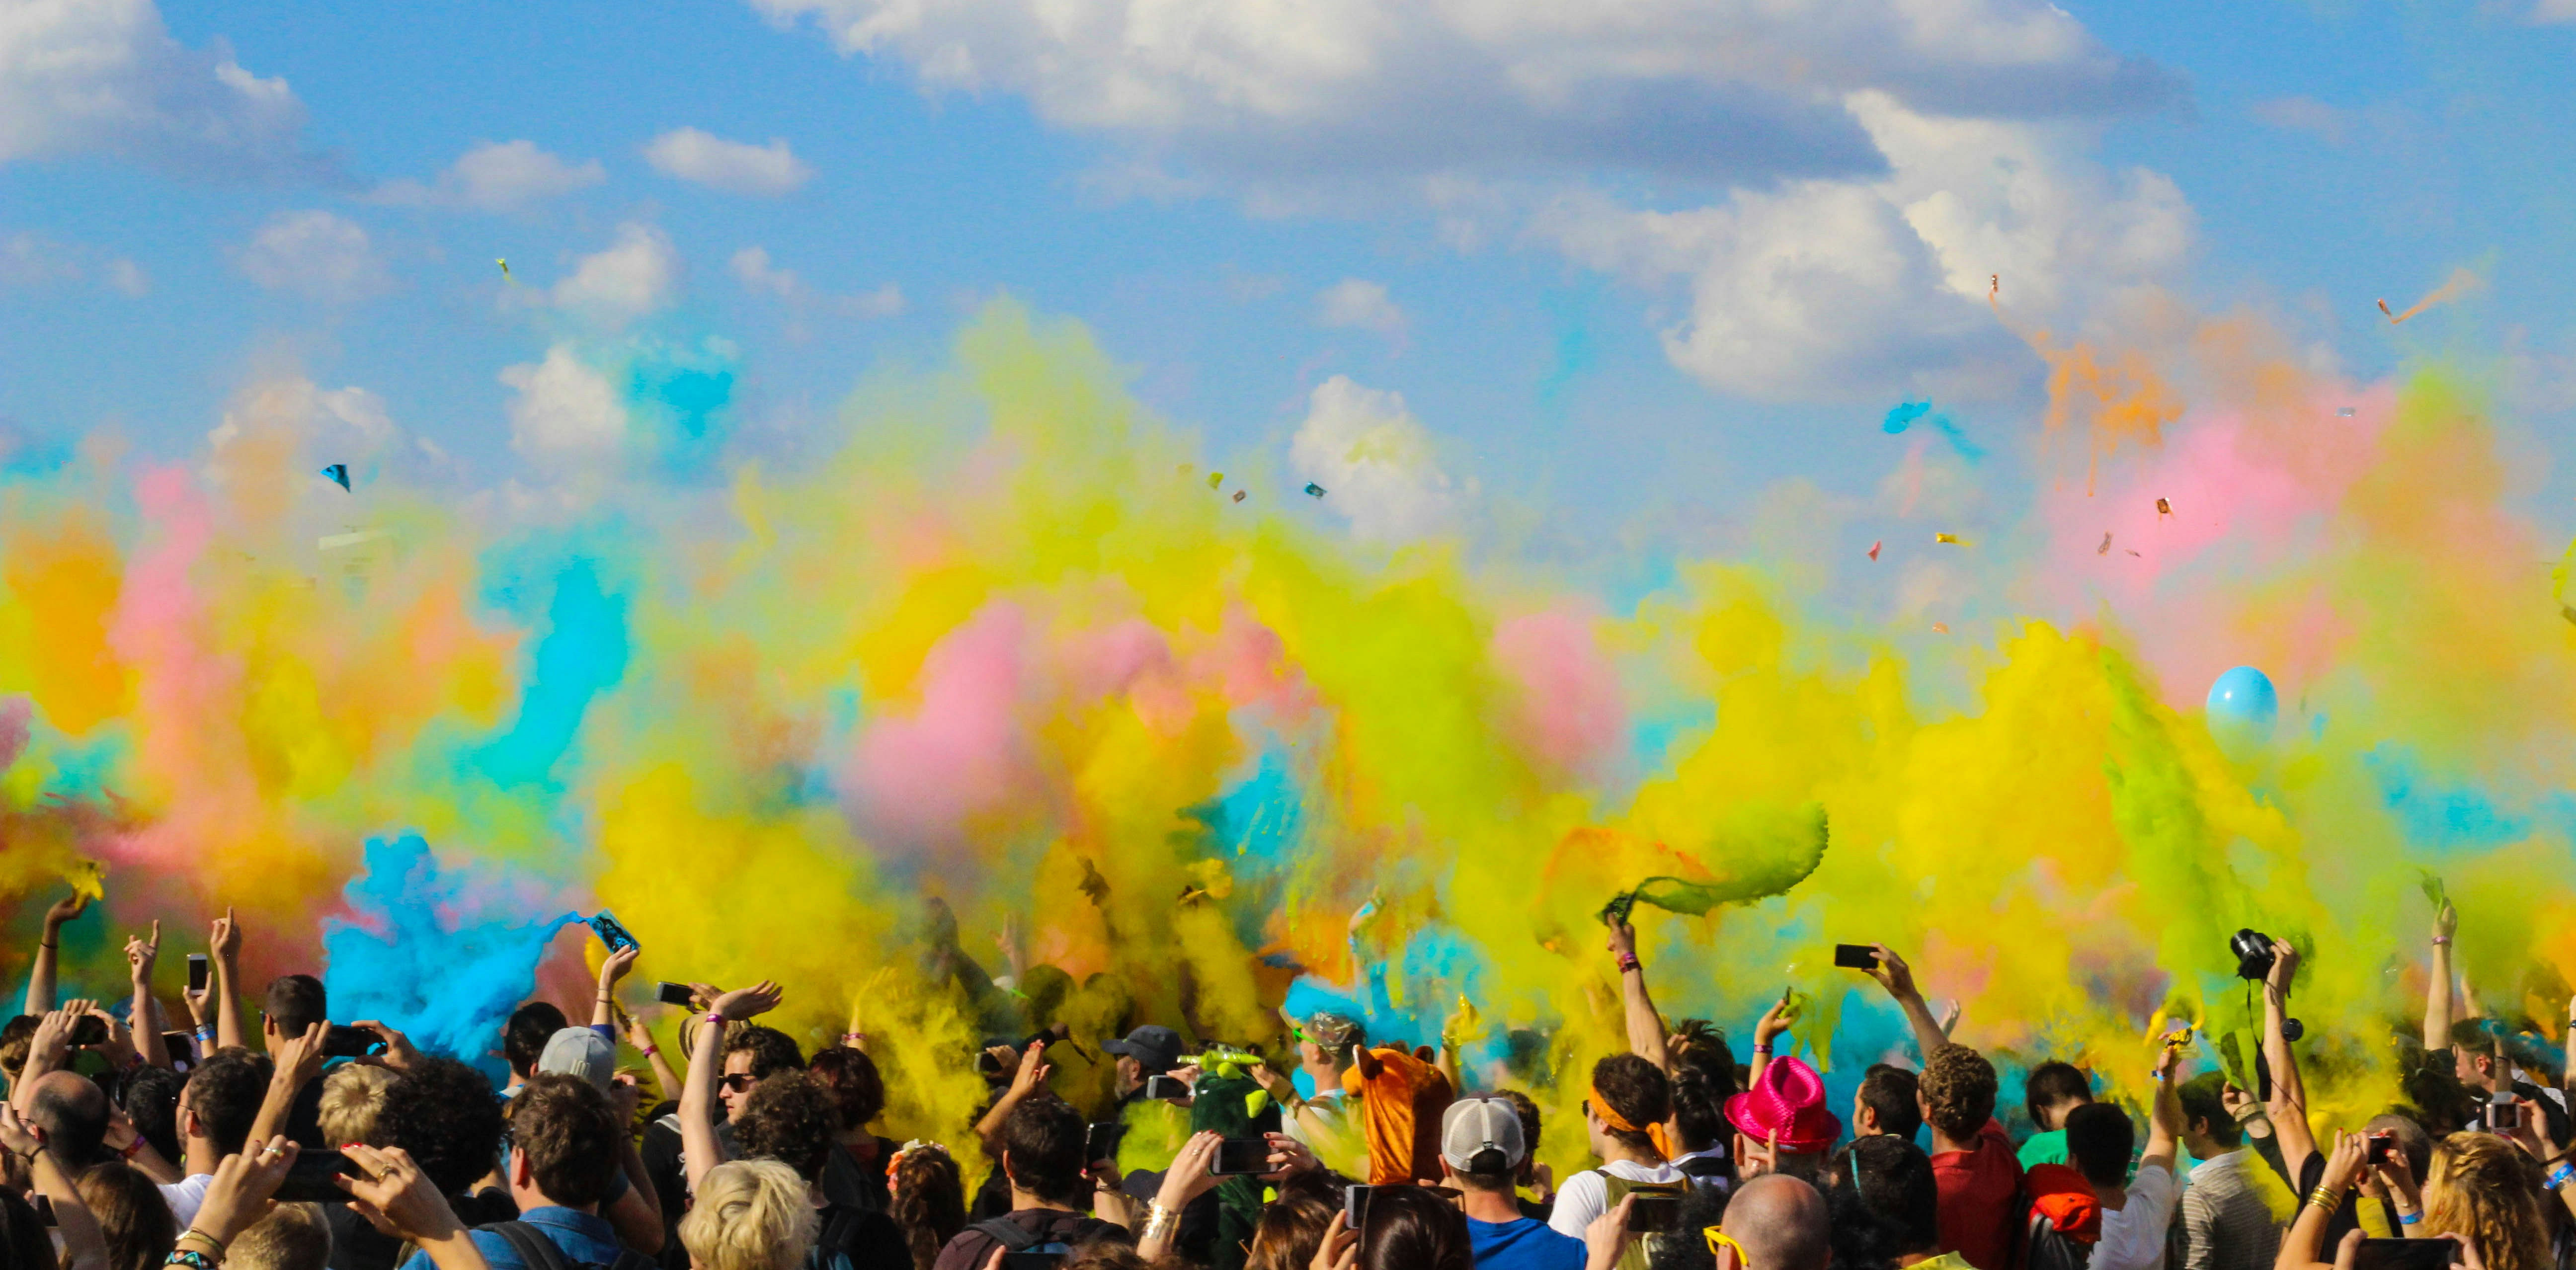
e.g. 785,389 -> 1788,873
317,1063 -> 399,1147
679,1160 -> 817,1270
2423,1133 -> 2549,1270
230,1203 -> 331,1270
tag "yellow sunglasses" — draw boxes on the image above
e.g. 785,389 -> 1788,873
1704,1228 -> 1751,1270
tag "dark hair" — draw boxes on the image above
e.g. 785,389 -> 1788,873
996,1095 -> 1088,1205
504,1003 -> 568,1079
2176,1074 -> 2242,1149
735,1071 -> 839,1181
805,1047 -> 886,1130
1247,1191 -> 1337,1270
506,1074 -> 621,1207
261,975 -> 327,1038
78,1162 -> 176,1270
1858,1065 -> 1922,1142
1493,1089 -> 1542,1184
1646,1185 -> 1732,1270
120,1067 -> 185,1167
27,1072 -> 110,1168
1917,1045 -> 1997,1141
0,1016 -> 37,1082
2364,1113 -> 2435,1187
1830,1134 -> 1936,1257
0,1187 -> 57,1270
1671,1020 -> 1740,1098
2063,1103 -> 2136,1189
380,1057 -> 508,1196
182,1051 -> 274,1157
890,1145 -> 966,1270
724,1025 -> 806,1080
2023,1062 -> 2092,1128
1355,1184 -> 1472,1270
1589,1053 -> 1672,1151
1671,1065 -> 1730,1153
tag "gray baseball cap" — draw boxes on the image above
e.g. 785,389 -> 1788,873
537,1027 -> 617,1093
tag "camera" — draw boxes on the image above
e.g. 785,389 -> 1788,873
2229,929 -> 2304,1042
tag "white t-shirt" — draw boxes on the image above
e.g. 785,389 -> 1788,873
2093,1162 -> 2178,1270
159,1174 -> 213,1226
1548,1159 -> 1686,1239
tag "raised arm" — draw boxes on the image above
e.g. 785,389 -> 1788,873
600,1073 -> 665,1255
25,890 -> 91,1017
972,1042 -> 1052,1147
248,1023 -> 326,1147
590,944 -> 639,1032
128,922 -> 167,1069
2422,899 -> 2455,1053
621,1011 -> 679,1106
2263,939 -> 2318,1184
2273,1131 -> 2363,1270
2142,1035 -> 2184,1176
337,1145 -> 497,1270
211,908 -> 246,1053
683,981 -> 780,1195
1748,991 -> 1799,1086
1606,921 -> 1671,1072
1862,944 -> 1950,1058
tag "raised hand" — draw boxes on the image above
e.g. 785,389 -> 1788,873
1008,1041 -> 1051,1099
348,1021 -> 419,1071
1864,944 -> 1921,1001
598,944 -> 640,988
0,1104 -> 44,1158
712,981 -> 782,1022
1584,1195 -> 1637,1270
2265,939 -> 2301,994
1260,1131 -> 1318,1181
1753,989 -> 1801,1050
125,921 -> 161,981
210,907 -> 241,961
1605,919 -> 1637,962
274,1022 -> 329,1092
44,891 -> 92,931
2435,898 -> 2458,942
1308,1209 -> 1358,1270
192,1135 -> 301,1247
335,1144 -> 466,1243
1156,1131 -> 1225,1211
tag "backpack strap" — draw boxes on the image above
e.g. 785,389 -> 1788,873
480,1222 -> 571,1270
969,1218 -> 1042,1252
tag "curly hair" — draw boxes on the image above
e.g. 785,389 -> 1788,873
804,1047 -> 886,1130
734,1071 -> 840,1182
724,1025 -> 807,1080
890,1145 -> 966,1270
379,1057 -> 507,1196
680,1160 -> 818,1270
1918,1044 -> 1998,1142
2423,1132 -> 2549,1270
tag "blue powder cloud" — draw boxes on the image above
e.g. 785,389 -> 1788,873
1881,400 -> 1986,462
474,559 -> 630,790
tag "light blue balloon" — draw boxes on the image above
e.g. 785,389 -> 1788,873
2206,665 -> 2278,756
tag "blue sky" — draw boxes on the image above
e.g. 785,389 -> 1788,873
3,0 -> 2573,550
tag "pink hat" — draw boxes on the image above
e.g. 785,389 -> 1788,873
1723,1055 -> 1843,1153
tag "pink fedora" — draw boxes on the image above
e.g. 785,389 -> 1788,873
1723,1055 -> 1843,1153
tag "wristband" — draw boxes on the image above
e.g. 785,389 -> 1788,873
638,1045 -> 659,1057
1751,1045 -> 1773,1056
702,1012 -> 727,1031
2432,936 -> 2452,945
122,1137 -> 145,1160
181,1228 -> 229,1255
2308,1186 -> 2342,1211
2399,1211 -> 2422,1226
2551,1163 -> 2576,1191
1140,1200 -> 1181,1243
165,1252 -> 217,1270
39,943 -> 55,952
1615,952 -> 1641,973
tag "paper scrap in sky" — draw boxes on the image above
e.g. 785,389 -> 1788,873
2155,497 -> 2172,516
1207,471 -> 1224,489
319,530 -> 389,551
496,258 -> 511,281
1867,540 -> 1881,561
322,463 -> 351,491
1232,490 -> 1246,503
1934,533 -> 1964,545
2377,268 -> 2481,325
1304,483 -> 1325,497
1932,623 -> 1950,634
2098,532 -> 2112,556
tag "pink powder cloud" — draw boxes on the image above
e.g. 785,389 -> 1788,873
1491,607 -> 1626,781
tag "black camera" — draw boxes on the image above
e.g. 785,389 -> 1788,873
2231,928 -> 2303,1042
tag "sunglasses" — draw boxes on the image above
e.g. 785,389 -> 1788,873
1705,1228 -> 1751,1270
720,1074 -> 757,1093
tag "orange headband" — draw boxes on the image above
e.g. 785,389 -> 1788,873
1589,1082 -> 1674,1161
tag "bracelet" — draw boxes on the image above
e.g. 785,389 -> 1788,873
2399,1210 -> 2422,1226
1139,1200 -> 1180,1242
122,1137 -> 144,1160
702,1012 -> 727,1031
181,1228 -> 229,1255
1751,1045 -> 1773,1056
15,1143 -> 43,1163
2308,1186 -> 2343,1211
638,1045 -> 659,1056
2432,936 -> 2451,945
1615,953 -> 1641,973
165,1252 -> 217,1270
39,943 -> 56,952
2551,1163 -> 2576,1191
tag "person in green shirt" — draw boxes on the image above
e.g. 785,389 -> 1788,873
2016,1062 -> 2093,1169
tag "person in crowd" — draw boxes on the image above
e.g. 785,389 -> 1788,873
1308,1185 -> 1480,1270
1495,1090 -> 1556,1219
1723,1055 -> 1840,1182
1606,921 -> 1733,1188
1820,1134 -> 1948,1270
1242,1191 -> 1335,1270
503,1005 -> 571,1100
805,1047 -> 896,1212
2176,1071 -> 2289,1270
2419,1131 -> 2550,1270
1250,1013 -> 1364,1167
121,1067 -> 186,1172
330,1056 -> 516,1270
1854,1066 -> 1923,1143
1706,1175 -> 1831,1270
397,1074 -> 645,1270
889,1142 -> 968,1270
1102,1027 -> 1185,1106
1342,1041 -> 1453,1188
927,1095 -> 1128,1270
2065,1038 -> 2182,1270
1546,1055 -> 1681,1242
1439,1096 -> 1584,1270
229,1203 -> 332,1270
318,1064 -> 398,1149
532,1027 -> 666,1257
1917,1044 -> 2019,1270
0,1099 -> 111,1270
677,1160 -> 815,1270
2016,1062 -> 2092,1169
74,1163 -> 174,1270
160,1050 -> 272,1226
726,1070 -> 907,1269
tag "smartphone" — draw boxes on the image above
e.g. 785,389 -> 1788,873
162,1032 -> 197,1065
321,1025 -> 381,1059
187,955 -> 209,993
2487,1099 -> 2520,1132
1210,1137 -> 1272,1175
1142,1074 -> 1191,1101
68,1015 -> 106,1047
1085,1122 -> 1126,1163
1833,944 -> 1879,970
978,1050 -> 1006,1076
272,1149 -> 356,1203
588,912 -> 639,954
31,1195 -> 53,1228
1344,1184 -> 1376,1230
1626,1194 -> 1683,1234
2365,1131 -> 2394,1165
1000,1256 -> 1067,1270
2351,1238 -> 2460,1270
655,981 -> 694,1007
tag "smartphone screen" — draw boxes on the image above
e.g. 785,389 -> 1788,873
1142,1074 -> 1191,1101
1626,1194 -> 1682,1233
187,955 -> 209,992
1344,1184 -> 1375,1231
588,912 -> 639,953
1832,944 -> 1878,969
162,1031 -> 196,1061
272,1149 -> 355,1203
2352,1238 -> 2460,1270
655,981 -> 694,1007
68,1015 -> 106,1046
2365,1133 -> 2395,1165
1210,1138 -> 1272,1175
321,1025 -> 380,1059
2488,1100 -> 2520,1132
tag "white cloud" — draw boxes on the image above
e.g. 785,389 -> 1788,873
105,259 -> 149,296
550,223 -> 681,328
2,232 -> 152,296
1290,376 -> 1466,542
373,140 -> 605,211
644,128 -> 813,196
1535,91 -> 2191,399
1315,278 -> 1403,337
729,244 -> 906,318
237,211 -> 393,303
500,344 -> 628,465
728,245 -> 802,300
0,0 -> 320,178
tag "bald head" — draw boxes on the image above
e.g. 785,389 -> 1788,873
1722,1175 -> 1832,1270
27,1070 -> 109,1167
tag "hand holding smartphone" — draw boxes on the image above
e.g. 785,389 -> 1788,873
1832,944 -> 1879,969
654,981 -> 695,1008
187,954 -> 209,992
1209,1138 -> 1272,1176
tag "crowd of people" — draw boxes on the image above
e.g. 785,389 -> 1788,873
1,886 -> 2571,1270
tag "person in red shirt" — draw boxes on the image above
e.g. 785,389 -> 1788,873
1921,1042 -> 2023,1270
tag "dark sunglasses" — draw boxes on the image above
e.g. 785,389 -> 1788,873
720,1074 -> 758,1093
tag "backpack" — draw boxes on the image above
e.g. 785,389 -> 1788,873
808,1204 -> 907,1270
2017,1163 -> 2101,1270
1597,1176 -> 1690,1270
477,1222 -> 656,1270
967,1214 -> 1086,1257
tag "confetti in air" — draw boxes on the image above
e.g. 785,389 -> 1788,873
1304,483 -> 1325,498
2377,269 -> 2480,325
1867,541 -> 1882,561
2098,533 -> 2112,556
2156,498 -> 2172,517
1934,533 -> 1964,545
321,464 -> 351,492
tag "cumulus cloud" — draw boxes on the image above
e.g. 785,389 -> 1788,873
500,344 -> 627,465
1315,278 -> 1403,337
644,128 -> 813,196
1289,376 -> 1467,542
1534,91 -> 2191,399
550,224 -> 681,328
237,211 -> 393,303
0,0 -> 323,178
373,140 -> 605,211
729,245 -> 905,317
